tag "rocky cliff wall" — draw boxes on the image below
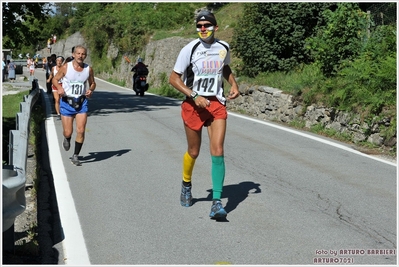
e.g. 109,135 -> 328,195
82,36 -> 196,90
41,32 -> 396,150
37,32 -> 91,65
144,37 -> 196,88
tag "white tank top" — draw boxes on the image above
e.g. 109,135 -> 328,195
53,66 -> 63,83
63,61 -> 90,97
29,60 -> 35,70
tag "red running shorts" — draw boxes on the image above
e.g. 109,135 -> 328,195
181,96 -> 227,131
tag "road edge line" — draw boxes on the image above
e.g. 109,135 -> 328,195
228,112 -> 397,167
42,86 -> 91,265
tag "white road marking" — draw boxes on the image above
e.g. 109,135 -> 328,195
228,112 -> 397,167
42,87 -> 91,265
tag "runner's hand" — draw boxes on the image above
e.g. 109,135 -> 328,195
194,96 -> 210,108
227,85 -> 239,100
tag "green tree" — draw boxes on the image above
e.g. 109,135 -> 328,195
306,3 -> 368,76
2,3 -> 50,49
68,2 -> 203,67
232,2 -> 333,77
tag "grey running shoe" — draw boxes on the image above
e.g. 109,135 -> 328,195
62,138 -> 70,151
209,200 -> 227,219
180,184 -> 193,207
71,154 -> 81,166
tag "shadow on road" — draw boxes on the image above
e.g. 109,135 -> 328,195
37,94 -> 64,264
87,91 -> 182,117
80,149 -> 131,163
193,181 -> 262,215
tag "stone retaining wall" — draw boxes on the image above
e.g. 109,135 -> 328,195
226,83 -> 396,148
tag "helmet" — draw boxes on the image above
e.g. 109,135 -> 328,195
138,58 -> 143,63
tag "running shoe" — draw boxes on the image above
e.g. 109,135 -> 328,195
180,183 -> 193,207
62,137 -> 70,151
71,154 -> 81,166
209,200 -> 227,219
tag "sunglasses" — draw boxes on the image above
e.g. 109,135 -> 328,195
196,23 -> 214,29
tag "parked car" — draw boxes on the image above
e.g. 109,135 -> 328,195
13,59 -> 26,74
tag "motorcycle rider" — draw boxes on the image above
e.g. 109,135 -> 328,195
131,58 -> 148,90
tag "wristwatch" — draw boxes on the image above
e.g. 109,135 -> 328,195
190,91 -> 198,100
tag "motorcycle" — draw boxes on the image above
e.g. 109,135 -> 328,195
124,55 -> 149,96
133,72 -> 149,96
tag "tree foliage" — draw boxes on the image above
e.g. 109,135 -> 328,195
2,2 -> 51,49
68,3 -> 203,56
231,2 -> 334,77
306,3 -> 369,76
331,24 -> 396,114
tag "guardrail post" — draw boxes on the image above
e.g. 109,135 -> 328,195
2,166 -> 21,253
30,79 -> 39,94
8,130 -> 19,167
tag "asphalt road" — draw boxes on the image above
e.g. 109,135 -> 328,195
30,68 -> 396,265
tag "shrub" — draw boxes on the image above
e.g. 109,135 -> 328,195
306,3 -> 369,76
232,2 -> 333,77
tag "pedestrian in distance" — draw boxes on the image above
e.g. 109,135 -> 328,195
5,59 -> 10,81
47,56 -> 65,119
46,54 -> 57,94
2,58 -> 6,82
42,57 -> 47,70
169,10 -> 240,220
52,45 -> 96,166
47,37 -> 52,53
34,56 -> 39,68
27,56 -> 35,78
7,59 -> 16,82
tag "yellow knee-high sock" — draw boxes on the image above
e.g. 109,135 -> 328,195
182,151 -> 196,183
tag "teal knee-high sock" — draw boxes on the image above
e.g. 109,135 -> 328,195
211,155 -> 225,200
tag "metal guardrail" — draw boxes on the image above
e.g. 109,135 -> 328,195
2,79 -> 40,251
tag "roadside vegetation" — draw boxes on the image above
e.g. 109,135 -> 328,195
2,89 -> 45,187
2,91 -> 31,165
2,2 -> 396,155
